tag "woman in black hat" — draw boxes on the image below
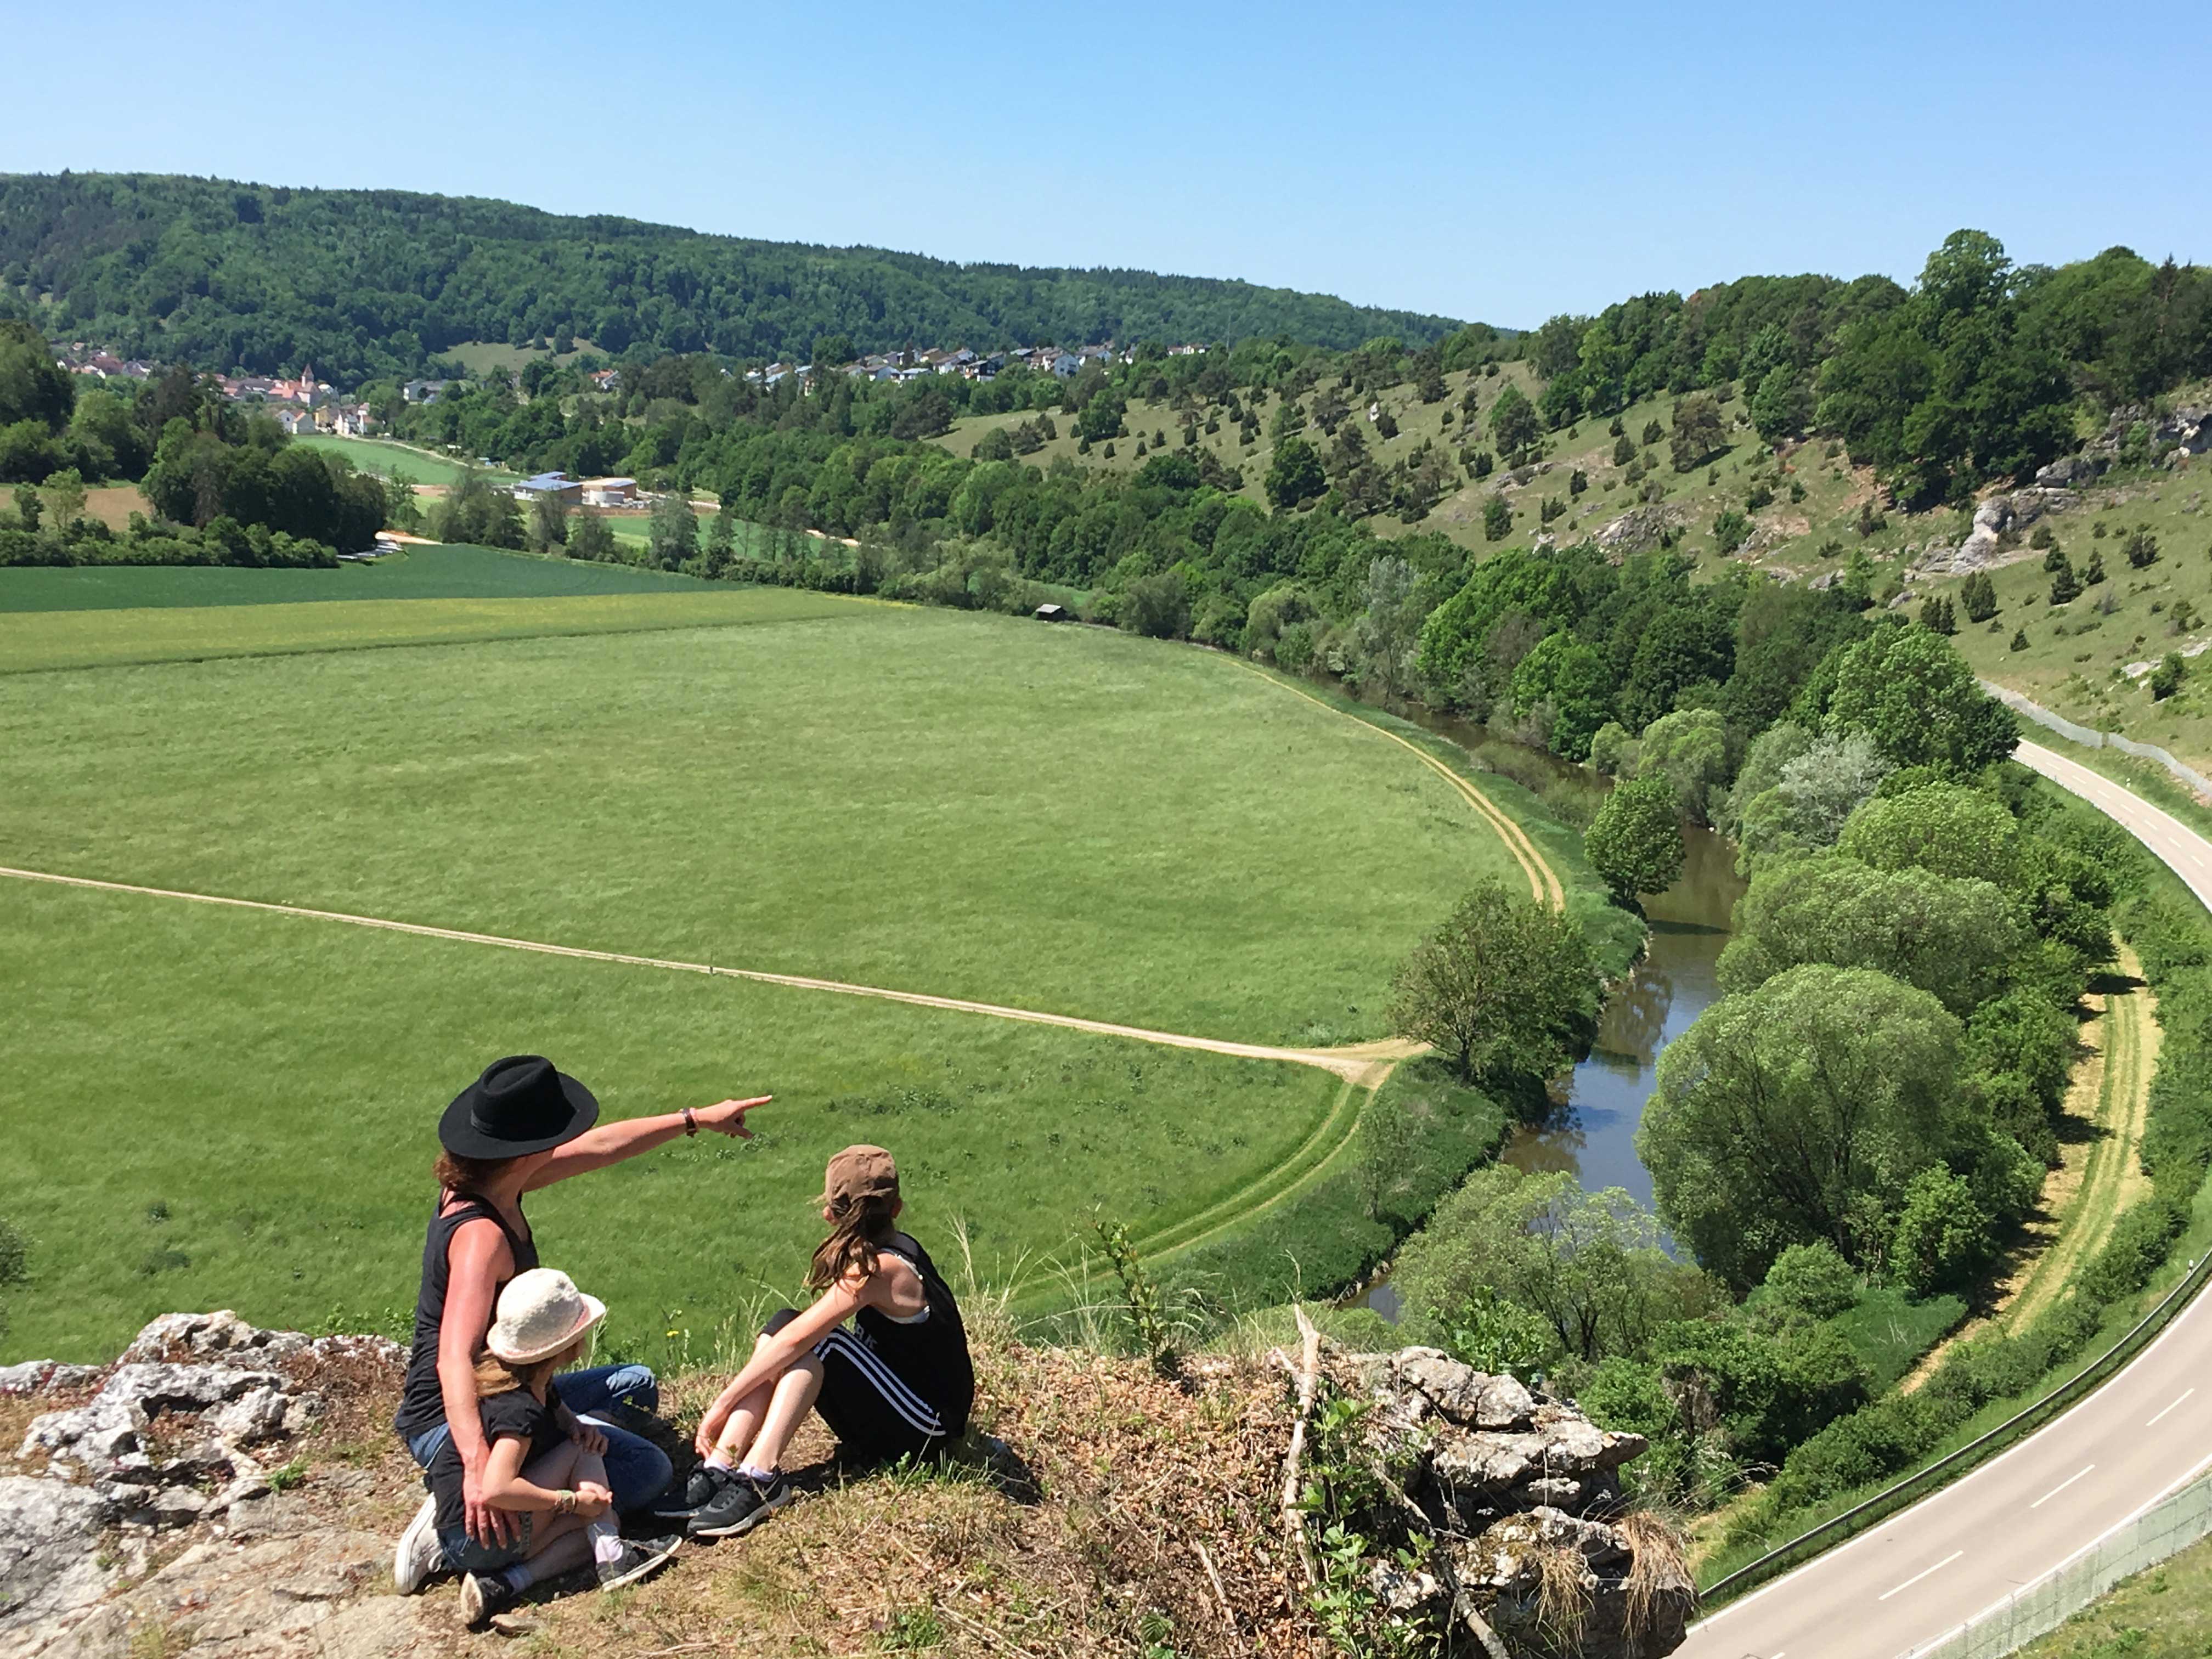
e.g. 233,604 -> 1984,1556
391,1054 -> 766,1593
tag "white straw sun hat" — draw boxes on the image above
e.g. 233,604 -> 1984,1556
487,1268 -> 606,1364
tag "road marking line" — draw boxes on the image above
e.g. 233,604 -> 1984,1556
1950,1449 -> 2212,1639
2147,1387 -> 2195,1427
1877,1551 -> 1963,1602
2029,1465 -> 2095,1509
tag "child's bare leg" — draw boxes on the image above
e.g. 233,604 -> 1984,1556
730,1353 -> 823,1475
501,1444 -> 611,1589
708,1332 -> 796,1466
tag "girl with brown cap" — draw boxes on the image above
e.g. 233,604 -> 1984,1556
653,1144 -> 975,1539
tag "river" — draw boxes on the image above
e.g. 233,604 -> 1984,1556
1354,718 -> 1746,1321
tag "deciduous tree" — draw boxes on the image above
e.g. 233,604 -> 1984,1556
1640,964 -> 1967,1288
1389,879 -> 1598,1086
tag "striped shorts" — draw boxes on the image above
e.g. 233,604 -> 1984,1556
761,1309 -> 948,1465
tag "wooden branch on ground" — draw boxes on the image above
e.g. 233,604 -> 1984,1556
1195,1539 -> 1237,1632
1279,1303 -> 1323,1589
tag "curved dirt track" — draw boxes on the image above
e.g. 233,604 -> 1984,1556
1233,662 -> 1566,910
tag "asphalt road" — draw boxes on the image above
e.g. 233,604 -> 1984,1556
1679,737 -> 2212,1659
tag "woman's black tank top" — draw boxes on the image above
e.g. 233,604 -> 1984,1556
392,1193 -> 537,1440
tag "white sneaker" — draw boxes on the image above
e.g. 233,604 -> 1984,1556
393,1494 -> 442,1594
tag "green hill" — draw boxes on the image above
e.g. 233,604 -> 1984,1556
0,172 -> 1468,384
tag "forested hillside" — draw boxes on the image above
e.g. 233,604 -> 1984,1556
0,173 -> 1466,382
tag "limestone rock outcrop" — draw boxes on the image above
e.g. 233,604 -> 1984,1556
3,1312 -> 413,1656
1341,1347 -> 1692,1658
1912,488 -> 2075,577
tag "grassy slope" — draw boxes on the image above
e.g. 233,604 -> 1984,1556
0,541 -> 723,613
1931,467 -> 2212,768
0,605 -> 1531,1041
931,362 -> 1882,565
2015,1528 -> 2212,1658
938,366 -> 2212,769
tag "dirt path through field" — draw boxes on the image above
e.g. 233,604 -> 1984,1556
2005,947 -> 2159,1330
0,862 -> 1423,1083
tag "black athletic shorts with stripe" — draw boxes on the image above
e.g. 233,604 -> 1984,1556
762,1307 -> 950,1465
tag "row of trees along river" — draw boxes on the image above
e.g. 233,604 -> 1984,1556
1358,721 -> 1745,1319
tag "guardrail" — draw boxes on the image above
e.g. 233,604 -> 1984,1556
1982,679 -> 2212,798
1700,1249 -> 2212,1607
1898,1470 -> 2212,1658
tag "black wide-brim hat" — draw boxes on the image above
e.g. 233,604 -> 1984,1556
440,1055 -> 599,1159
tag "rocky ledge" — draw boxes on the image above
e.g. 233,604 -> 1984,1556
2,1312 -> 413,1658
1340,1347 -> 1693,1658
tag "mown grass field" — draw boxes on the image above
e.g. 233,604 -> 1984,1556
0,586 -> 1582,1357
0,586 -> 850,673
0,602 -> 1530,1037
0,874 -> 1331,1362
290,433 -> 515,487
0,541 -> 723,614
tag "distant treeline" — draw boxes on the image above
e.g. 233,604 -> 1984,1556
0,172 -> 1470,384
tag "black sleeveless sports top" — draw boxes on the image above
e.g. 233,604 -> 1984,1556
856,1232 -> 975,1437
392,1193 -> 538,1440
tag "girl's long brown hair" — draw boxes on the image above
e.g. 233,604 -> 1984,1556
808,1191 -> 899,1290
472,1336 -> 581,1398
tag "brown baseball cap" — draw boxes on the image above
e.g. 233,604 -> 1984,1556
820,1144 -> 899,1210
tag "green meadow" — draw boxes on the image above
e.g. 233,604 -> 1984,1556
0,604 -> 1526,1038
0,584 -> 1579,1357
289,433 -> 510,487
0,579 -> 854,674
0,874 -> 1329,1362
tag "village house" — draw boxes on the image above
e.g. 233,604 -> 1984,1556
402,379 -> 451,404
588,368 -> 622,394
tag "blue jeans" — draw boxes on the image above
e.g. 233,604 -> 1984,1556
404,1362 -> 673,1514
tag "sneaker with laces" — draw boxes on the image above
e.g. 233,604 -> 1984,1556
687,1470 -> 792,1539
459,1570 -> 521,1629
596,1533 -> 681,1591
393,1494 -> 442,1594
648,1462 -> 732,1525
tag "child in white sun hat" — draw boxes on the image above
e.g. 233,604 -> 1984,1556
420,1267 -> 681,1629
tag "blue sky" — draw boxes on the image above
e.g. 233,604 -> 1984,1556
7,1 -> 2204,328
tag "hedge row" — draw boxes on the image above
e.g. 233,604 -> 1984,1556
0,518 -> 337,569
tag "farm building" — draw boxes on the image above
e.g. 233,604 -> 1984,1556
511,472 -> 583,505
579,477 -> 639,507
1033,602 -> 1069,622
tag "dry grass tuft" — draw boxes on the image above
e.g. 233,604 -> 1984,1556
1618,1508 -> 1695,1646
1531,1540 -> 1593,1648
